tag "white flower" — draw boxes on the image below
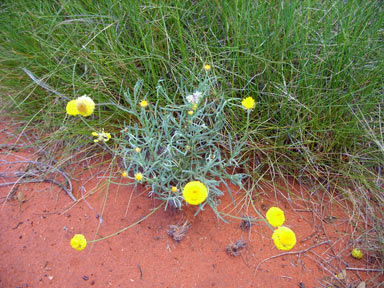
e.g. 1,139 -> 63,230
186,91 -> 202,104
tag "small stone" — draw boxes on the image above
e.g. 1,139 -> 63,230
299,283 -> 305,288
90,280 -> 95,285
48,276 -> 54,281
82,275 -> 89,281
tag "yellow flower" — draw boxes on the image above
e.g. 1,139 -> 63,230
171,186 -> 178,193
204,64 -> 211,71
121,171 -> 128,177
134,147 -> 141,153
140,100 -> 148,108
272,226 -> 296,251
192,103 -> 198,110
66,95 -> 95,117
266,207 -> 285,227
182,181 -> 208,205
70,234 -> 87,251
351,248 -> 363,259
188,110 -> 194,116
241,97 -> 255,110
92,130 -> 111,143
135,172 -> 143,182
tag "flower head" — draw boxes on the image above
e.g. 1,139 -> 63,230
121,171 -> 128,177
241,97 -> 255,110
266,207 -> 285,227
66,95 -> 95,117
351,248 -> 363,259
135,172 -> 143,182
204,64 -> 211,71
171,186 -> 178,193
182,181 -> 208,205
70,234 -> 87,251
186,91 -> 202,104
92,130 -> 111,143
272,226 -> 296,251
134,147 -> 141,153
140,100 -> 148,108
188,110 -> 194,116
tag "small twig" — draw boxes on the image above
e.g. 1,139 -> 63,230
254,240 -> 330,274
0,159 -> 75,201
0,178 -> 71,198
346,267 -> 383,272
137,264 -> 143,280
80,186 -> 103,224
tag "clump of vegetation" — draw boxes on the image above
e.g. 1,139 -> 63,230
117,79 -> 248,214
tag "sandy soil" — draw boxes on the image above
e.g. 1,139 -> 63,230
0,119 -> 382,288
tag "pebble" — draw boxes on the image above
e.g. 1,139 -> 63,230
82,275 -> 89,281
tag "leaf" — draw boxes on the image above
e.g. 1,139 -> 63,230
221,179 -> 235,207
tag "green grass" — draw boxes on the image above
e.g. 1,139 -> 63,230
1,0 -> 383,262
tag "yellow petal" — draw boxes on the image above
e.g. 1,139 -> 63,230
66,100 -> 79,116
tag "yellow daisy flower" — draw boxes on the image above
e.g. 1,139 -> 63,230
121,171 -> 128,177
241,97 -> 255,110
66,95 -> 95,117
272,226 -> 296,251
140,100 -> 148,108
204,64 -> 211,71
188,110 -> 194,116
182,181 -> 208,205
70,234 -> 87,251
135,172 -> 143,182
134,147 -> 141,153
171,186 -> 178,193
351,248 -> 363,259
92,130 -> 111,143
266,207 -> 285,227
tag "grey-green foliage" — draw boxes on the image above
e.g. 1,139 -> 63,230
118,79 -> 248,212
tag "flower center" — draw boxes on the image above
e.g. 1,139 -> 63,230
77,102 -> 87,114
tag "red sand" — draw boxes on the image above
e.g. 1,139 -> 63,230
0,120 -> 382,288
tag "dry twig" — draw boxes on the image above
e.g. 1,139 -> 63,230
0,159 -> 76,201
254,240 -> 330,274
